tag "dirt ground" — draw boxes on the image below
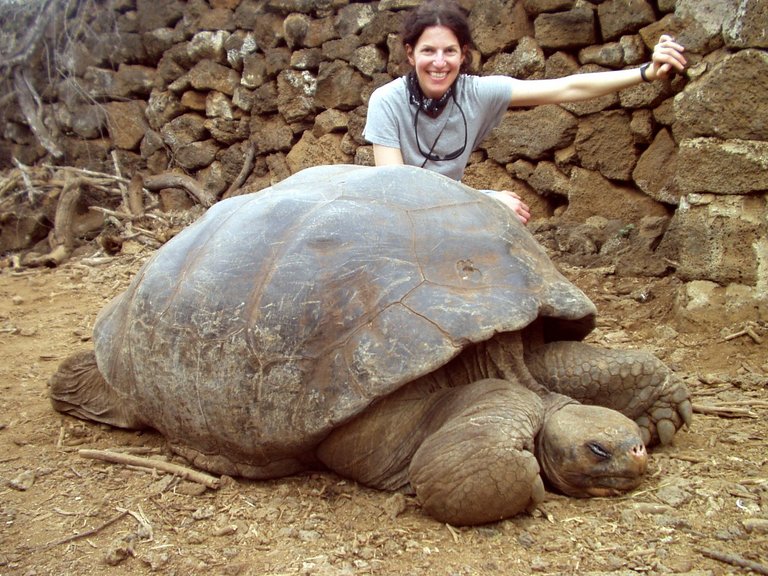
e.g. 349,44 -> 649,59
1,238 -> 767,575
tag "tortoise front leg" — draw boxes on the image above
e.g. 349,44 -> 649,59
409,380 -> 546,525
525,341 -> 693,446
317,379 -> 545,526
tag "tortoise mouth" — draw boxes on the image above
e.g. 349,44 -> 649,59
577,471 -> 645,496
583,484 -> 636,497
547,467 -> 645,498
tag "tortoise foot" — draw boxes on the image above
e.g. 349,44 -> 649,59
49,350 -> 144,429
411,432 -> 545,526
634,373 -> 693,446
525,341 -> 693,447
408,380 -> 546,525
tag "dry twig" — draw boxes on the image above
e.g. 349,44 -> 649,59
724,326 -> 764,345
700,547 -> 768,575
78,448 -> 221,489
692,403 -> 759,419
1,0 -> 59,72
53,175 -> 80,252
117,505 -> 154,541
0,169 -> 22,197
11,158 -> 43,202
111,150 -> 133,216
42,163 -> 131,186
2,162 -> 205,268
36,510 -> 129,551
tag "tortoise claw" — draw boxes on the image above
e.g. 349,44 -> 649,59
657,419 -> 677,445
679,397 -> 693,428
636,418 -> 652,447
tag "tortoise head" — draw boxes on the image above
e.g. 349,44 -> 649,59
536,404 -> 648,498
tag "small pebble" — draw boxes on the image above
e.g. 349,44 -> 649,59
192,505 -> 215,520
743,518 -> 768,534
383,492 -> 406,519
517,531 -> 536,548
186,530 -> 206,544
9,470 -> 35,491
104,534 -> 136,566
298,529 -> 321,542
175,480 -> 208,496
633,502 -> 674,515
104,542 -> 134,566
655,484 -> 693,507
212,524 -> 238,537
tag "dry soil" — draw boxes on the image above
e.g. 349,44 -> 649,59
1,243 -> 767,576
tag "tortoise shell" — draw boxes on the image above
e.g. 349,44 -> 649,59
92,164 -> 596,476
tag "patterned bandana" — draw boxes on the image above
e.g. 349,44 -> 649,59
406,71 -> 456,118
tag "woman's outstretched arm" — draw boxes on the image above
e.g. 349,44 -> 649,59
509,35 -> 686,107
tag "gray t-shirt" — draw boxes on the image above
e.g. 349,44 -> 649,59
363,74 -> 514,181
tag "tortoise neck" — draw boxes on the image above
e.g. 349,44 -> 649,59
412,331 -> 557,397
485,332 -> 550,397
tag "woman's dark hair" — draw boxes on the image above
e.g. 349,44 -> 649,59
401,0 -> 476,73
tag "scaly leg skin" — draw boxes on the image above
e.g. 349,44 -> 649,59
49,350 -> 145,429
317,379 -> 545,526
525,341 -> 693,447
171,443 -> 311,481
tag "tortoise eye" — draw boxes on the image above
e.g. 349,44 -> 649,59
588,442 -> 611,460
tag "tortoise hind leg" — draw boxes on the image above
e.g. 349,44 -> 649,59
49,350 -> 145,429
525,341 -> 693,446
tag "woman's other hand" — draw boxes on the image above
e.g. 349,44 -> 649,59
648,35 -> 687,80
487,190 -> 531,224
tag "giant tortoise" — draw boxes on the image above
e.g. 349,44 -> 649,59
50,164 -> 692,526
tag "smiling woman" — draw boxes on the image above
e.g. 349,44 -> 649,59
363,0 -> 687,225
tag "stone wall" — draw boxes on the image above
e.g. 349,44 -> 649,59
2,0 -> 767,324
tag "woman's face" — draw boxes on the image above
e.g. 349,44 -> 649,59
406,25 -> 466,99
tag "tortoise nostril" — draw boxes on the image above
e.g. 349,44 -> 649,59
631,443 -> 647,461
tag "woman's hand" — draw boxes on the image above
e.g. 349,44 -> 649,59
647,35 -> 687,81
487,190 -> 531,224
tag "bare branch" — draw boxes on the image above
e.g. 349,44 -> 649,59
144,172 -> 216,207
127,173 -> 145,217
225,141 -> 256,197
0,0 -> 59,75
23,174 -> 80,267
13,68 -> 63,158
53,175 -> 80,250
